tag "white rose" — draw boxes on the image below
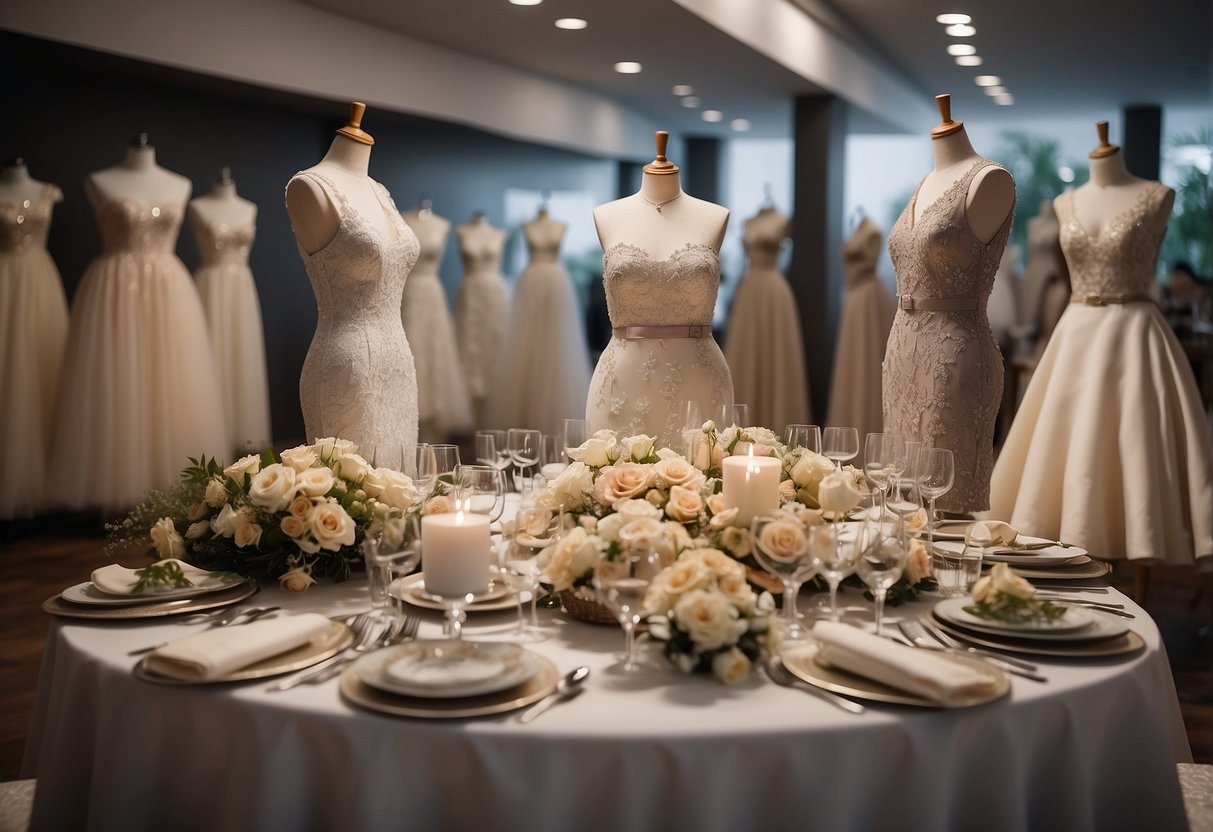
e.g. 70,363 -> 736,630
618,517 -> 665,550
645,556 -> 710,613
337,452 -> 370,481
719,526 -> 752,558
718,426 -> 740,450
614,498 -> 662,521
970,574 -> 994,603
596,513 -> 624,542
280,515 -> 308,538
279,445 -> 318,472
185,520 -> 209,540
578,515 -> 598,532
664,485 -> 704,523
149,517 -> 185,560
658,521 -> 694,564
310,437 -> 357,461
278,566 -> 316,593
223,453 -> 261,486
537,527 -> 601,592
712,647 -> 752,685
743,427 -> 780,452
204,477 -> 229,508
234,520 -> 263,549
904,539 -> 931,585
989,561 -> 1035,600
620,434 -> 656,462
568,434 -> 616,468
653,456 -> 706,492
366,468 -> 418,511
717,570 -> 757,613
310,501 -> 356,551
249,464 -> 298,513
818,471 -> 862,515
296,466 -> 335,498
210,503 -> 238,538
697,548 -> 745,580
673,589 -> 746,651
790,449 -> 834,491
757,518 -> 809,564
593,463 -> 653,505
548,461 -> 594,508
288,495 -> 313,519
778,479 -> 797,503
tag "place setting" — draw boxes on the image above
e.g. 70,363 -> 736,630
42,558 -> 259,620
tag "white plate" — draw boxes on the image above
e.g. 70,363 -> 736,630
934,536 -> 1087,567
353,640 -> 539,699
935,597 -> 1131,641
61,576 -> 246,606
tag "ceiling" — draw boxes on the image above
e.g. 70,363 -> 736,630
306,0 -> 1211,140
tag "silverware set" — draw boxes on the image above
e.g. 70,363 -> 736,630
897,619 -> 1047,682
127,605 -> 282,655
267,613 -> 420,692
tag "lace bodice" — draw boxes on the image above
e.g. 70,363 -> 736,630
95,196 -> 184,256
742,228 -> 782,271
0,185 -> 59,253
602,243 -> 720,328
195,221 -> 254,268
458,228 -> 505,275
841,221 -> 882,289
526,237 -> 561,264
1058,183 -> 1168,297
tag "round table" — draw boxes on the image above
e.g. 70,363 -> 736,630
22,581 -> 1191,831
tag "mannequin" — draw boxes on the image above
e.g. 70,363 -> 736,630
454,212 -> 510,427
286,103 -> 420,469
1018,199 -> 1062,333
882,95 -> 1015,513
587,131 -> 733,448
725,203 -> 811,431
400,199 -> 472,441
992,120 -> 1210,570
49,135 -> 228,511
0,157 -> 69,517
188,168 -> 272,448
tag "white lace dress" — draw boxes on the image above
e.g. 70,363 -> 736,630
455,237 -> 510,426
882,160 -> 1014,513
587,243 -> 734,450
290,172 -> 419,471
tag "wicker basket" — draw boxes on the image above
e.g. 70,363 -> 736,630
558,587 -> 619,626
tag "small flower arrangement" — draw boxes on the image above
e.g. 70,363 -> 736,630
106,438 -> 420,591
963,562 -> 1069,624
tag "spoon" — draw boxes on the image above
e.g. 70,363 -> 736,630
763,656 -> 866,714
517,666 -> 590,723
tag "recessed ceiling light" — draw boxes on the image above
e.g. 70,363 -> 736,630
935,13 -> 971,24
731,119 -> 752,132
983,85 -> 1008,96
509,0 -> 542,5
672,84 -> 694,96
955,55 -> 983,66
554,17 -> 586,29
614,61 -> 642,74
974,75 -> 1001,86
682,96 -> 701,108
993,93 -> 1014,105
947,43 -> 977,56
945,23 -> 976,36
701,110 -> 724,123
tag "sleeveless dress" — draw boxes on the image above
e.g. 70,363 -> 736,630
49,195 -> 229,511
587,243 -> 734,450
454,233 -> 510,426
192,218 -> 272,449
0,185 -> 69,517
490,223 -> 591,435
290,172 -> 419,472
725,221 -> 811,431
991,183 -> 1212,566
882,160 -> 1014,513
826,219 -> 895,440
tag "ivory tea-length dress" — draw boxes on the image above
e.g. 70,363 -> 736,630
587,243 -> 733,450
991,183 -> 1212,565
49,195 -> 228,511
0,185 -> 69,517
882,160 -> 1014,513
291,172 -> 419,471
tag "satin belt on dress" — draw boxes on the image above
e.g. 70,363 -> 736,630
612,325 -> 711,339
1069,292 -> 1155,306
897,295 -> 979,312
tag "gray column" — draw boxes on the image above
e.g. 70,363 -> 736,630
1122,104 -> 1163,181
789,94 -> 848,418
684,137 -> 726,204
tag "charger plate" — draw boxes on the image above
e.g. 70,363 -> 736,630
1000,559 -> 1111,581
390,574 -> 518,613
43,580 -> 258,620
928,611 -> 1145,658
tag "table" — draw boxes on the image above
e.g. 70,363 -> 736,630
22,581 -> 1191,831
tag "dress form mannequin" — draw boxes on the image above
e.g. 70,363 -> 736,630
991,120 -> 1209,568
286,103 -> 420,469
0,157 -> 69,517
400,200 -> 472,441
1018,199 -> 1062,333
882,95 -> 1015,513
587,131 -> 733,448
725,204 -> 811,431
50,135 -> 228,511
454,212 -> 510,427
188,168 -> 272,448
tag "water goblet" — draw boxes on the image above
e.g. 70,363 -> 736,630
808,520 -> 865,622
540,434 -> 567,480
453,464 -> 506,524
508,428 -> 541,492
750,514 -> 816,641
822,426 -> 860,469
915,446 -> 955,548
593,547 -> 661,672
863,433 -> 904,518
731,403 -> 751,427
562,418 -> 586,461
500,503 -> 553,639
855,517 -> 907,636
784,424 -> 822,454
363,514 -> 422,621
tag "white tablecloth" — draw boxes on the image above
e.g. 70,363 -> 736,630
23,580 -> 1191,831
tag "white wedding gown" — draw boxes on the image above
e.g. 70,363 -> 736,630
455,234 -> 510,426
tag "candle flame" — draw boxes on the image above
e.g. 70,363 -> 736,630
746,442 -> 760,475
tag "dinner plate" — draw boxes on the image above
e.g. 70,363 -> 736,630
934,597 -> 1130,641
921,520 -> 974,541
390,574 -> 518,613
61,574 -> 246,606
354,640 -> 540,699
132,620 -> 354,685
935,537 -> 1088,568
928,612 -> 1146,658
780,642 -> 1009,709
339,654 -> 558,719
1000,559 -> 1111,582
935,596 -> 1095,634
42,580 -> 259,620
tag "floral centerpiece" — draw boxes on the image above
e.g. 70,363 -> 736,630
106,438 -> 421,591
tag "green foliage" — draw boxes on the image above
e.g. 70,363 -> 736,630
1160,127 -> 1212,276
131,560 -> 193,594
994,132 -> 1087,256
963,595 -> 1069,624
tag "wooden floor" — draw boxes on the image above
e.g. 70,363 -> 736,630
2,519 -> 1212,778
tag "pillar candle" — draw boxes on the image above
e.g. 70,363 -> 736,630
421,511 -> 491,597
721,454 -> 781,528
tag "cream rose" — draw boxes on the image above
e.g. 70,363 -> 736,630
234,519 -> 263,549
537,527 -> 601,592
646,556 -> 711,613
187,501 -> 209,521
904,507 -> 928,534
567,434 -> 615,468
422,495 -> 455,516
778,478 -> 797,502
664,485 -> 704,523
210,504 -> 238,538
185,520 -> 209,540
593,463 -> 653,505
619,434 -> 656,462
310,501 -> 356,551
336,452 -> 370,481
249,464 -> 298,513
150,517 -> 185,560
818,470 -> 862,515
789,449 -> 833,491
223,453 -> 261,486
288,495 -> 313,519
653,456 -> 706,491
548,461 -> 593,508
717,570 -> 757,613
616,517 -> 664,551
279,566 -> 316,593
673,589 -> 746,651
280,515 -> 307,538
711,647 -> 752,685
296,466 -> 335,499
718,526 -> 752,557
904,539 -> 931,585
204,477 -> 229,508
758,518 -> 809,564
988,561 -> 1035,600
310,437 -> 357,461
367,468 -> 419,511
279,445 -> 318,473
578,515 -> 598,532
970,574 -> 994,603
698,548 -> 745,579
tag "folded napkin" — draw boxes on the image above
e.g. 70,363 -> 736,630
967,521 -> 1018,546
809,621 -> 1000,706
144,613 -> 332,681
92,559 -> 222,596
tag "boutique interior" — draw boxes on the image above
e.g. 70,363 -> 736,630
1,0 -> 1212,827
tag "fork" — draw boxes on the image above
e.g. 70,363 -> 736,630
900,620 -> 1046,682
266,613 -> 377,691
127,606 -> 281,655
302,615 -> 421,685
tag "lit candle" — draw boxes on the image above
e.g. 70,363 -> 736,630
721,447 -> 781,528
421,509 -> 491,597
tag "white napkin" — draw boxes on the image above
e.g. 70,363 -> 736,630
91,559 -> 224,596
144,613 -> 332,681
808,621 -> 1000,706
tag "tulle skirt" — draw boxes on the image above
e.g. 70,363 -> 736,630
455,269 -> 509,424
196,262 -> 271,449
725,267 -> 811,432
990,303 -> 1213,566
826,278 -> 895,440
489,260 -> 591,435
0,248 -> 68,517
402,272 -> 472,441
49,251 -> 229,512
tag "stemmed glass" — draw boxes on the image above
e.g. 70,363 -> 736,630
808,521 -> 864,622
540,434 -> 567,480
594,546 -> 661,672
916,446 -> 955,550
863,433 -> 904,518
730,403 -> 751,427
563,418 -> 586,460
854,517 -> 907,636
784,424 -> 822,454
822,427 -> 859,469
750,514 -> 816,641
507,428 -> 541,492
452,464 -> 506,525
499,501 -> 552,640
362,514 -> 422,621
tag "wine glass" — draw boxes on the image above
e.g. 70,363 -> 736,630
562,418 -> 586,461
750,514 -> 816,641
730,403 -> 750,427
500,503 -> 552,639
916,446 -> 955,550
784,424 -> 822,454
854,517 -> 907,636
453,464 -> 506,524
822,427 -> 859,469
540,434 -> 567,480
863,433 -> 904,518
507,428 -> 541,492
683,400 -> 705,432
363,514 -> 422,621
594,547 -> 661,672
808,521 -> 864,622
